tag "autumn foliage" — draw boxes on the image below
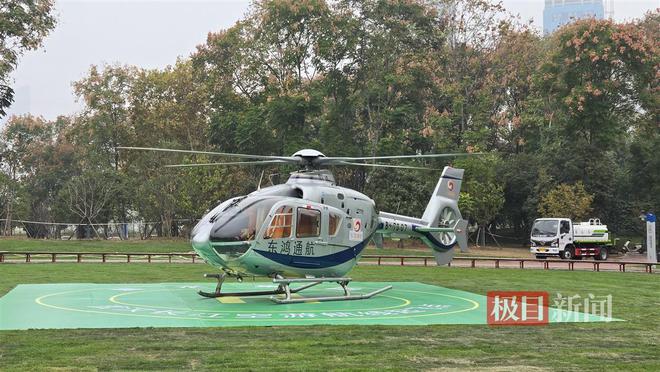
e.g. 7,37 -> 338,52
0,1 -> 657,240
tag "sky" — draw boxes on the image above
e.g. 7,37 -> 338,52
4,0 -> 658,122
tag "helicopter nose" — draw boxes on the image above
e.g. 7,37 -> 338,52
191,220 -> 233,268
191,221 -> 214,255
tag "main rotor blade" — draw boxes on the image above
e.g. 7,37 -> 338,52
325,152 -> 483,162
117,146 -> 294,161
336,161 -> 437,170
164,160 -> 289,168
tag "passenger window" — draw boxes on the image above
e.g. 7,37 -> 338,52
296,208 -> 321,238
560,221 -> 570,234
265,206 -> 292,239
329,213 -> 341,236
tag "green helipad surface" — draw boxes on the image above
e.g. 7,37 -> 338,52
0,282 -> 615,329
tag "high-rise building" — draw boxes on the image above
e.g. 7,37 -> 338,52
543,0 -> 605,35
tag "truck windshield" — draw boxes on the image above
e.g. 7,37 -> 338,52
532,220 -> 558,237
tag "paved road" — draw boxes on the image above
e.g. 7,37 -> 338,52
359,253 -> 656,273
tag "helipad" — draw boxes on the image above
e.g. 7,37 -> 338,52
0,282 -> 615,329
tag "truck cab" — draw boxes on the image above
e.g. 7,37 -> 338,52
530,218 -> 572,258
530,218 -> 610,260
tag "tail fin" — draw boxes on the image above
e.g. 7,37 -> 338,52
377,166 -> 469,265
422,166 -> 463,218
419,167 -> 468,264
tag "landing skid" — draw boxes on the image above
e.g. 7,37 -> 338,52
197,273 -> 320,298
198,273 -> 392,304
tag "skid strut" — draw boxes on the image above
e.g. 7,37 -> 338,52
198,273 -> 321,299
271,277 -> 392,304
198,274 -> 392,303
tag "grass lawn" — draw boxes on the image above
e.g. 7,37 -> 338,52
0,263 -> 658,371
0,238 -> 191,253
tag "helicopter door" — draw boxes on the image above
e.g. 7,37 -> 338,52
262,205 -> 294,255
292,207 -> 323,259
326,210 -> 348,249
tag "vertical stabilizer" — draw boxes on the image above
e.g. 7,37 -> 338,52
421,167 -> 469,256
422,167 -> 463,222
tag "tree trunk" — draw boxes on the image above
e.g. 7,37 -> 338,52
3,183 -> 15,236
3,209 -> 11,236
479,225 -> 486,247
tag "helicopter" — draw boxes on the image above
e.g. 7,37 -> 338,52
119,147 -> 470,303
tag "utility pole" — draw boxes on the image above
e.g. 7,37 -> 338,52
645,212 -> 657,263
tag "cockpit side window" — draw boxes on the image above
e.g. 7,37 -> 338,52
265,206 -> 293,239
296,208 -> 321,238
328,212 -> 341,236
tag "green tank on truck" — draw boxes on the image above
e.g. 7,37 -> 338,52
530,218 -> 613,260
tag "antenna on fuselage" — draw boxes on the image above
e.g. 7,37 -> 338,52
257,170 -> 265,191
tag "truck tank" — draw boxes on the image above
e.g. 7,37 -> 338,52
573,218 -> 609,243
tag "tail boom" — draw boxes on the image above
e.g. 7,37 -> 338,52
377,213 -> 465,252
375,166 -> 468,265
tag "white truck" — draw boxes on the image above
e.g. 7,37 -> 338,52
530,218 -> 613,260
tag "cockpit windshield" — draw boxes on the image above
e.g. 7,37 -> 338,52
210,197 -> 279,242
531,220 -> 558,238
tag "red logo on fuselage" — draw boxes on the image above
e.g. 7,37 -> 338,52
448,181 -> 454,191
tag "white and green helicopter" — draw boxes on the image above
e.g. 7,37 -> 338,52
121,147 -> 469,303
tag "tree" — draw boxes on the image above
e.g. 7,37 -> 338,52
72,65 -> 138,170
0,114 -> 68,236
625,11 -> 660,231
536,18 -> 657,149
538,182 -> 594,221
464,181 -> 504,246
452,154 -> 505,246
0,0 -> 56,116
2,1 -> 656,243
0,171 -> 28,235
128,60 -> 209,151
626,117 -> 659,232
527,16 -> 658,228
432,0 -> 527,151
487,29 -> 543,154
62,171 -> 115,238
498,153 -> 543,237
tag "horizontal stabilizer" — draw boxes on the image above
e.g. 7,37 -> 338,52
414,227 -> 454,233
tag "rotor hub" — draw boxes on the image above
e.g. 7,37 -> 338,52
291,149 -> 326,169
291,149 -> 326,158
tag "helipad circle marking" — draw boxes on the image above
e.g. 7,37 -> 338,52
35,286 -> 480,322
109,288 -> 411,313
36,289 -> 213,321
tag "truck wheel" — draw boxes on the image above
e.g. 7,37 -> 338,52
561,248 -> 573,260
595,248 -> 608,261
